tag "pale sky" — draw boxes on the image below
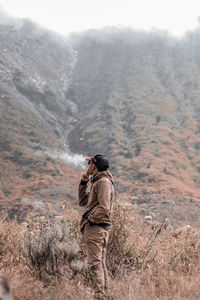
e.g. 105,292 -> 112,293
0,0 -> 200,36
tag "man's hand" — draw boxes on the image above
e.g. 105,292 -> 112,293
81,173 -> 89,182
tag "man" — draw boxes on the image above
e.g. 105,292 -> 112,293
78,154 -> 114,300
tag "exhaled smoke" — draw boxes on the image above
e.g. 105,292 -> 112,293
43,150 -> 86,168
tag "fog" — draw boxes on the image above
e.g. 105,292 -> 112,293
1,0 -> 200,37
0,11 -> 23,26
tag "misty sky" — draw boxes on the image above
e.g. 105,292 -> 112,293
0,0 -> 200,36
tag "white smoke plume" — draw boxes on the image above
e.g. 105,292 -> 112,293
43,150 -> 87,169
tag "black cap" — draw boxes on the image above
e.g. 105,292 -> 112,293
93,154 -> 109,171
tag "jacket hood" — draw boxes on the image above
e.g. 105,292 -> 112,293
92,170 -> 114,185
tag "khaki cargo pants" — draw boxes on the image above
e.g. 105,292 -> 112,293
84,224 -> 109,299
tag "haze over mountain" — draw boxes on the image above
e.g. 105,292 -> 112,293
0,13 -> 200,225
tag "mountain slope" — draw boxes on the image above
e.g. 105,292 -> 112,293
0,17 -> 200,224
67,29 -> 200,199
0,17 -> 77,143
0,99 -> 80,215
0,17 -> 81,215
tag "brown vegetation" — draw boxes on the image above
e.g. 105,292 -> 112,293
0,100 -> 82,216
1,201 -> 200,299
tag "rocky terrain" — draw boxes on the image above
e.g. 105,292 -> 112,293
0,13 -> 200,226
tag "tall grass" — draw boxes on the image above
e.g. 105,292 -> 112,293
1,203 -> 200,299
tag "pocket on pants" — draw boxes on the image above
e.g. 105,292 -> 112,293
84,225 -> 108,245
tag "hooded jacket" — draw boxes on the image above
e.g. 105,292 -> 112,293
79,170 -> 114,233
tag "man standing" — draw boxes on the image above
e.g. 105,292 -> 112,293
78,154 -> 114,300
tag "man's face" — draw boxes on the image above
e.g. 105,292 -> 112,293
88,161 -> 94,175
88,161 -> 98,175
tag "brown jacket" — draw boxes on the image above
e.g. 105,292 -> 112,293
79,170 -> 114,233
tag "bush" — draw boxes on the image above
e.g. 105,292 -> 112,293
107,202 -> 139,276
23,169 -> 33,179
23,215 -> 87,280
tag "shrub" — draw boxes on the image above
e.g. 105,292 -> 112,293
23,215 -> 87,280
107,202 -> 139,276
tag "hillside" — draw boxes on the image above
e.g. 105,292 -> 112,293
0,99 -> 81,216
0,16 -> 81,216
67,29 -> 200,200
0,15 -> 200,225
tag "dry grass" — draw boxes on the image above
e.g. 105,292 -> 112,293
1,203 -> 200,299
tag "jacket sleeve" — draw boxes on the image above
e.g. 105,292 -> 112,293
88,179 -> 112,224
78,181 -> 90,206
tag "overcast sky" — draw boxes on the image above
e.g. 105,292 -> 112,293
0,0 -> 200,36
